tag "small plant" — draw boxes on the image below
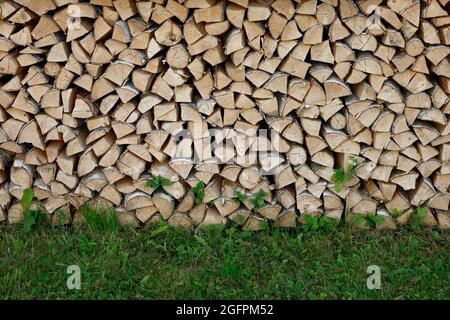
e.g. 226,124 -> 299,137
192,181 -> 205,204
250,189 -> 268,212
21,188 -> 33,212
391,208 -> 404,219
409,206 -> 426,226
351,212 -> 384,229
233,191 -> 247,204
303,215 -> 336,233
146,175 -> 173,193
352,215 -> 365,227
20,188 -> 48,233
331,155 -> 357,192
365,212 -> 385,229
234,212 -> 247,225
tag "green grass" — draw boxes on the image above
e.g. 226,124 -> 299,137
79,204 -> 120,234
0,220 -> 449,299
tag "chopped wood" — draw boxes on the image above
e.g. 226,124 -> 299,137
0,0 -> 447,229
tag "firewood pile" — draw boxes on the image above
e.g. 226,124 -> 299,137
0,0 -> 449,230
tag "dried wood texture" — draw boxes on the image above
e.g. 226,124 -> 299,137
0,0 -> 449,230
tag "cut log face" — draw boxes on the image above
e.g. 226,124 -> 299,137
0,0 -> 448,229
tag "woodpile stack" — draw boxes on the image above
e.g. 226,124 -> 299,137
0,0 -> 449,230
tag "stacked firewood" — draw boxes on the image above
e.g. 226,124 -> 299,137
0,0 -> 449,230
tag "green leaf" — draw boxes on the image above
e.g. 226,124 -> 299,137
331,156 -> 358,192
256,189 -> 268,198
192,181 -> 205,204
352,215 -> 365,226
250,189 -> 268,211
192,181 -> 205,193
194,191 -> 205,204
234,191 -> 247,203
147,175 -> 173,193
331,168 -> 344,182
416,207 -> 426,218
334,180 -> 343,192
159,176 -> 173,186
21,188 -> 34,211
365,213 -> 377,229
372,215 -> 385,225
146,179 -> 158,189
303,215 -> 335,233
391,209 -> 404,219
